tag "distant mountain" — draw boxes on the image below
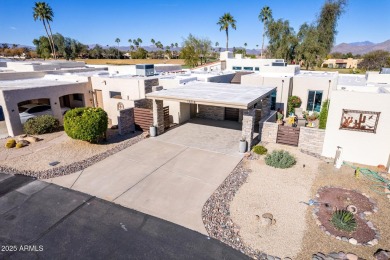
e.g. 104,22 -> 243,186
0,43 -> 35,50
331,40 -> 390,55
348,41 -> 374,47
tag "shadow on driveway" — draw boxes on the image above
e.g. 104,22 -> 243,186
0,174 -> 249,259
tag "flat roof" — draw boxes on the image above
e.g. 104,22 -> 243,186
295,71 -> 338,78
0,76 -> 86,90
146,82 -> 276,109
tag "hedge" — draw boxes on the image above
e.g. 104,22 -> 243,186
23,115 -> 59,135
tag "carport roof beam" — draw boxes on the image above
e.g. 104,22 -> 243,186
146,82 -> 276,109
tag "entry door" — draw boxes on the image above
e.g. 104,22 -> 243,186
95,90 -> 104,109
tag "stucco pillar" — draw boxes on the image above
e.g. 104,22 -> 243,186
50,97 -> 63,124
152,99 -> 164,135
261,95 -> 271,119
241,108 -> 255,152
3,102 -> 23,136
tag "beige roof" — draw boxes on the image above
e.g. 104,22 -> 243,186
146,82 -> 275,109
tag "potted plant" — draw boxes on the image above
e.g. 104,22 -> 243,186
239,137 -> 247,153
149,125 -> 157,137
303,111 -> 319,127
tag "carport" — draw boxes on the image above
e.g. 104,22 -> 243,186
146,82 -> 276,151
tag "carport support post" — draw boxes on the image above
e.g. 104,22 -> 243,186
50,98 -> 63,124
261,95 -> 271,119
152,99 -> 164,135
242,109 -> 255,152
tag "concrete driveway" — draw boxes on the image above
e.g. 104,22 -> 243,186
46,119 -> 243,235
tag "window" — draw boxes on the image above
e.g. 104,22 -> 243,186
306,90 -> 323,112
73,94 -> 83,101
232,66 -> 242,70
270,90 -> 276,110
254,67 -> 259,71
110,91 -> 122,99
243,67 -> 253,71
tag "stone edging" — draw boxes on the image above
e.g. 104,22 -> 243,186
312,187 -> 380,247
202,160 -> 285,260
0,133 -> 144,179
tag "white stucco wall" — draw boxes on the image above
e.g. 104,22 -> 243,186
162,101 -> 190,124
322,90 -> 390,166
292,74 -> 338,111
241,74 -> 292,115
91,76 -> 158,125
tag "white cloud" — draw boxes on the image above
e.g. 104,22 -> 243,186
10,26 -> 16,30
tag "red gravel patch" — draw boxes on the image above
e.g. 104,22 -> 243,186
316,187 -> 377,244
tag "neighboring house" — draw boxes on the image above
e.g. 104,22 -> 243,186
220,51 -> 287,72
0,73 -> 93,136
322,58 -> 362,69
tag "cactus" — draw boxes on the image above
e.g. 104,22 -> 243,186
5,139 -> 16,149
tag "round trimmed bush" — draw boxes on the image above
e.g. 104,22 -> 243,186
253,145 -> 268,155
64,107 -> 108,143
265,150 -> 296,169
23,115 -> 59,135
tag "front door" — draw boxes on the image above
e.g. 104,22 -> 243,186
95,90 -> 104,109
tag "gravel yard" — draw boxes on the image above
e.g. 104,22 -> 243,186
0,129 -> 143,178
204,141 -> 390,259
230,143 -> 320,258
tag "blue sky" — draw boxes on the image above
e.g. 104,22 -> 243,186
1,0 -> 389,48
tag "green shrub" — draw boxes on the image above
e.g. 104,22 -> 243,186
23,115 -> 59,135
5,139 -> 16,148
64,107 -> 108,143
287,96 -> 302,115
15,142 -> 23,149
331,210 -> 357,232
265,150 -> 296,169
253,145 -> 268,155
319,99 -> 330,129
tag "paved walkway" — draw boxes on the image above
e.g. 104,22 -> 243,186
0,174 -> 249,259
46,120 -> 243,235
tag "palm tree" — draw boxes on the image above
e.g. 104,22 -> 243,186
136,38 -> 142,49
217,13 -> 236,51
128,39 -> 132,51
259,6 -> 272,58
115,38 -> 120,58
33,2 -> 56,59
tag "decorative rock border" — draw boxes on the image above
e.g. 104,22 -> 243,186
202,160 -> 284,260
312,187 -> 380,247
0,133 -> 144,179
312,251 -> 360,260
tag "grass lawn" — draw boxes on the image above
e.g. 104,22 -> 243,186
301,67 -> 368,74
76,59 -> 185,66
